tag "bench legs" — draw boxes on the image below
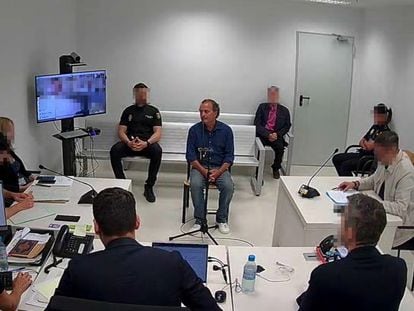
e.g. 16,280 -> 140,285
182,182 -> 190,223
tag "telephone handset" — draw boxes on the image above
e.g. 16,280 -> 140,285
53,225 -> 94,258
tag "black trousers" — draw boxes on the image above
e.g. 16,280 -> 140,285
332,152 -> 375,176
259,136 -> 285,170
110,142 -> 162,186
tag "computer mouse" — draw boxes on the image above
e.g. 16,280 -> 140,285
215,290 -> 226,303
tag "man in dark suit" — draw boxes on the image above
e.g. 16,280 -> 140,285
297,194 -> 407,311
254,86 -> 291,179
51,188 -> 221,311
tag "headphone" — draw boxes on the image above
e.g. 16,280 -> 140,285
374,103 -> 392,124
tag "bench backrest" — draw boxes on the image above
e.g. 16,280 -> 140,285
84,120 -> 256,157
161,111 -> 255,125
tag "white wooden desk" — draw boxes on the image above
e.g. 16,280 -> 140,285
19,241 -> 231,311
272,176 -> 402,254
228,246 -> 414,311
8,178 -> 132,231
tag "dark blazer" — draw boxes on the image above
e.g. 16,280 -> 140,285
254,103 -> 291,140
297,246 -> 407,311
51,238 -> 221,311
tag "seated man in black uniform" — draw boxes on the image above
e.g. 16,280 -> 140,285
254,86 -> 291,179
51,187 -> 221,311
297,194 -> 407,311
110,83 -> 162,203
332,103 -> 391,176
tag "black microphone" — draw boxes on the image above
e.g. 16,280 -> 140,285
38,165 -> 97,204
298,148 -> 339,199
209,257 -> 228,284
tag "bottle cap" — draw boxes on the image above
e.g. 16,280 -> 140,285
248,254 -> 255,262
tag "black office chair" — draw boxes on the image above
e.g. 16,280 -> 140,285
344,145 -> 376,177
392,226 -> 414,291
47,295 -> 189,311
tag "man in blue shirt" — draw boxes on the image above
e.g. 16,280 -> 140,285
186,99 -> 234,234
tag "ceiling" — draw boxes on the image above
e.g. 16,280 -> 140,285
292,0 -> 414,7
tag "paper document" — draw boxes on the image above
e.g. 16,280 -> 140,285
49,176 -> 73,187
326,190 -> 359,205
9,204 -> 56,225
32,186 -> 71,202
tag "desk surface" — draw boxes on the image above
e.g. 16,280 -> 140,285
8,177 -> 132,230
280,176 -> 402,228
228,246 -> 414,311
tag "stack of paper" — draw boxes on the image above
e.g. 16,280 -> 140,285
326,190 -> 358,205
26,267 -> 64,308
6,229 -> 51,264
32,186 -> 71,203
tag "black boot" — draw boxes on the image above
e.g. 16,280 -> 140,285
144,185 -> 156,203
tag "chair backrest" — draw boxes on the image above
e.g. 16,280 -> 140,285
161,110 -> 254,125
47,295 -> 189,311
84,120 -> 256,157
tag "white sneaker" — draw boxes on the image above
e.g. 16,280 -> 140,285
190,223 -> 201,232
217,222 -> 230,234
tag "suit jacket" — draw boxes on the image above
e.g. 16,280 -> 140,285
297,246 -> 407,311
359,150 -> 414,247
51,238 -> 221,311
254,103 -> 291,140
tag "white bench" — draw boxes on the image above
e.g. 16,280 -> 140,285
79,120 -> 265,196
162,110 -> 294,175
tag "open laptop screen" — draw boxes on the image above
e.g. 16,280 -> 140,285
0,183 -> 7,228
152,242 -> 208,283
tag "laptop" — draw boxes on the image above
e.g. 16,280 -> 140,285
152,242 -> 208,283
0,182 -> 7,229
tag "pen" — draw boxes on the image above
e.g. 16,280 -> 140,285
331,187 -> 339,190
36,183 -> 51,188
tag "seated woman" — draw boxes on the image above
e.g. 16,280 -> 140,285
0,135 -> 34,217
333,103 -> 392,176
0,117 -> 35,192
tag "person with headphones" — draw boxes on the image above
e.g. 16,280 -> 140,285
333,103 -> 392,176
186,99 -> 235,234
254,86 -> 291,179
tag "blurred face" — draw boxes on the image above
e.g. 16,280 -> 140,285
134,87 -> 149,105
267,88 -> 279,104
374,144 -> 398,165
199,102 -> 218,126
374,112 -> 387,125
0,150 -> 11,165
2,122 -> 14,144
340,208 -> 354,249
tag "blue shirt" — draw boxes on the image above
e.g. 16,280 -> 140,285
186,121 -> 234,167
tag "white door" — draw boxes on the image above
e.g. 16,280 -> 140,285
292,32 -> 354,166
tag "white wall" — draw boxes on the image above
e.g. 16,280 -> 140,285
348,5 -> 414,149
76,0 -> 363,121
0,0 -> 77,170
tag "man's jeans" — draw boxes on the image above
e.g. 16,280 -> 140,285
190,168 -> 234,224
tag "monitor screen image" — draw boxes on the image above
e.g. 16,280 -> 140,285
35,70 -> 106,123
152,242 -> 209,282
0,183 -> 7,228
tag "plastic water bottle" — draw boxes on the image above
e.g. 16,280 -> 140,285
241,254 -> 256,293
0,237 -> 8,272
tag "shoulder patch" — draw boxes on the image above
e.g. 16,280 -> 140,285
156,112 -> 161,120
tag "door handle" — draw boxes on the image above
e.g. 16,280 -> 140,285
299,95 -> 310,107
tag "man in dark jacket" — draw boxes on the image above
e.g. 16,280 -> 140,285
254,86 -> 291,179
297,194 -> 407,311
51,187 -> 221,311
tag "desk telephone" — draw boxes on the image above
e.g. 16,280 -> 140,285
53,225 -> 94,258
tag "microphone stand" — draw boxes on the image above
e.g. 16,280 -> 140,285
169,147 -> 219,245
38,165 -> 97,204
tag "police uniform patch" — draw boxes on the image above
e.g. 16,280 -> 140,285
128,114 -> 133,122
156,112 -> 161,120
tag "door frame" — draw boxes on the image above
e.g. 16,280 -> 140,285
291,31 -> 355,165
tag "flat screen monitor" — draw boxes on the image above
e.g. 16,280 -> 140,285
35,70 -> 106,123
0,183 -> 7,229
152,242 -> 208,282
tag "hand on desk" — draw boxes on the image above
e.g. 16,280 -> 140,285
12,192 -> 33,202
338,181 -> 355,192
13,272 -> 32,295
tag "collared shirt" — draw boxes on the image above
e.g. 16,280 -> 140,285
265,104 -> 277,131
359,150 -> 414,247
363,124 -> 390,141
119,104 -> 162,140
186,121 -> 234,168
